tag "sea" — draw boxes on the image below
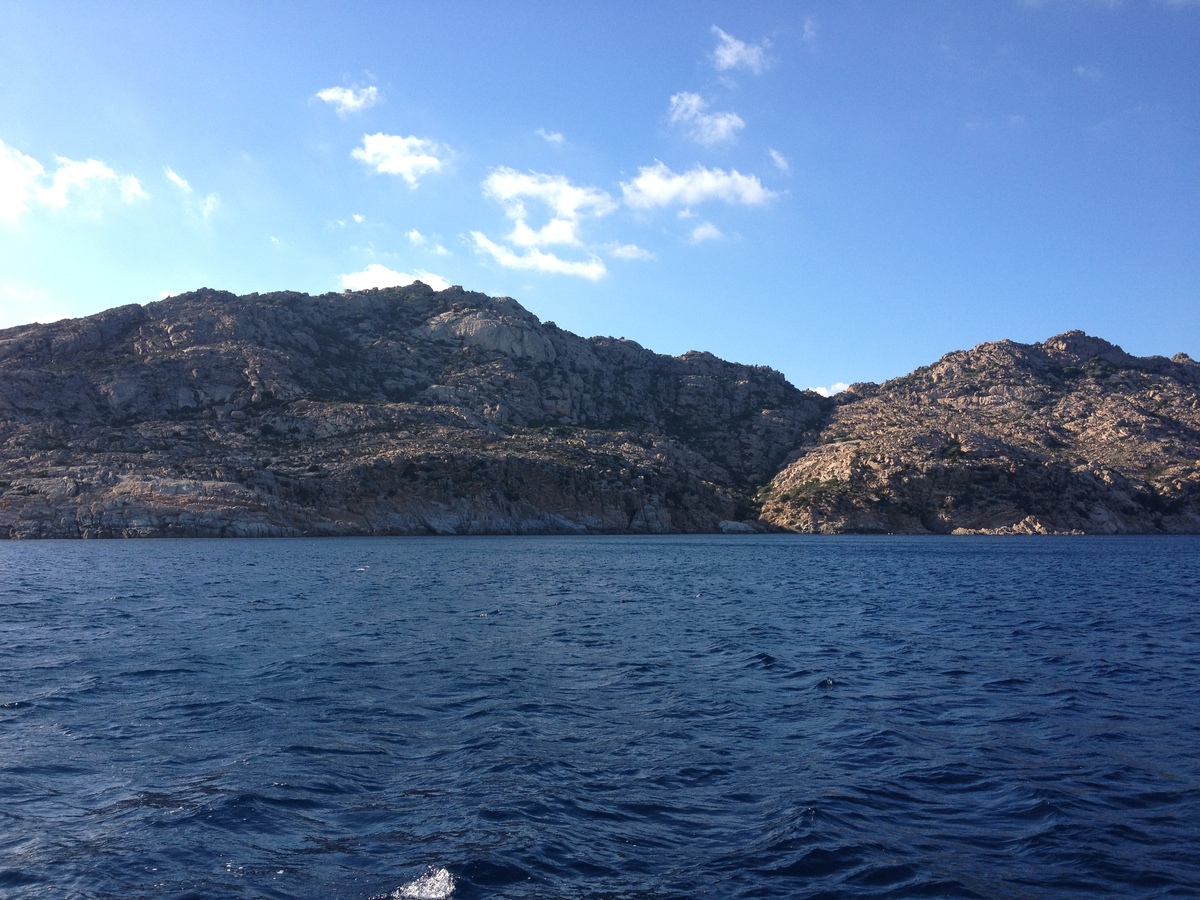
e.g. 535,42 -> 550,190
1,535 -> 1198,899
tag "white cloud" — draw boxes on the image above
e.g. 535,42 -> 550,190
809,382 -> 849,397
484,168 -> 616,230
316,85 -> 379,116
352,133 -> 447,187
471,231 -> 606,281
0,140 -> 44,223
407,228 -> 449,255
341,263 -> 450,292
352,213 -> 365,223
119,175 -> 147,202
41,157 -> 147,209
39,158 -> 118,208
712,26 -> 770,75
165,166 -> 191,193
483,167 -> 616,248
768,148 -> 790,172
165,167 -> 218,221
473,169 -> 615,281
608,242 -> 655,261
507,217 -> 582,247
1,140 -> 147,223
621,161 -> 778,209
690,222 -> 723,243
536,127 -> 565,145
804,17 -> 818,42
668,92 -> 745,145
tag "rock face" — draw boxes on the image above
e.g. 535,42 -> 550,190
760,332 -> 1200,534
0,285 -> 825,537
1,287 -> 1197,538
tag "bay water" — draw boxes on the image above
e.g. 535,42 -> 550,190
1,535 -> 1198,898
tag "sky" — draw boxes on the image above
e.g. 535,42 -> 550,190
1,1 -> 1197,393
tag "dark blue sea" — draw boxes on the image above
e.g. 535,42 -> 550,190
1,536 -> 1198,899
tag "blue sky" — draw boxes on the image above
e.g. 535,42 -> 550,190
1,1 -> 1197,392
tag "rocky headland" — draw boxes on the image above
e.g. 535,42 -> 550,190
0,284 -> 1196,536
761,332 -> 1200,534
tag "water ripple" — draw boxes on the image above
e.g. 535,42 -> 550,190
0,535 -> 1198,898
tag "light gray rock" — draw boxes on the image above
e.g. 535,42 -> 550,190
0,285 -> 823,538
761,332 -> 1200,534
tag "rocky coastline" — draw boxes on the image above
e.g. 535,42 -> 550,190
1,284 -> 1196,536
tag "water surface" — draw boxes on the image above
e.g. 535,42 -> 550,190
2,536 -> 1198,898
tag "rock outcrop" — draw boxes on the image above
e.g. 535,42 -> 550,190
1,286 -> 1197,537
760,332 -> 1200,534
0,285 -> 825,537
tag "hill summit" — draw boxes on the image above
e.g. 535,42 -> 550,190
1,285 -> 1196,536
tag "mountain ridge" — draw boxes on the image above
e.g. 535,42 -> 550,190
1,285 -> 1196,536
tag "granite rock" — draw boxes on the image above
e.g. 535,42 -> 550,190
760,332 -> 1200,534
0,284 -> 824,537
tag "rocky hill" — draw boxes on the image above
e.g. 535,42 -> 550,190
0,285 -> 825,537
0,285 -> 1196,537
761,332 -> 1200,534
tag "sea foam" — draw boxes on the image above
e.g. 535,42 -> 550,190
387,866 -> 455,899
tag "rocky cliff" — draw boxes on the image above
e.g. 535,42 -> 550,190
1,286 -> 1196,537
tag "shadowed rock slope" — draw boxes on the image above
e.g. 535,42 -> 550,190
760,332 -> 1200,534
0,285 -> 825,536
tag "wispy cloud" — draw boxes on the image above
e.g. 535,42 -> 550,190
768,148 -> 790,173
0,140 -> 43,223
711,26 -> 770,75
668,92 -> 745,145
407,228 -> 450,255
471,232 -> 606,281
316,85 -> 379,116
536,128 -> 565,146
608,243 -> 655,261
690,221 -> 723,243
621,161 -> 777,209
341,263 -> 449,291
164,166 -> 218,221
1074,64 -> 1102,79
1,139 -> 146,223
352,133 -> 448,187
164,166 -> 191,193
